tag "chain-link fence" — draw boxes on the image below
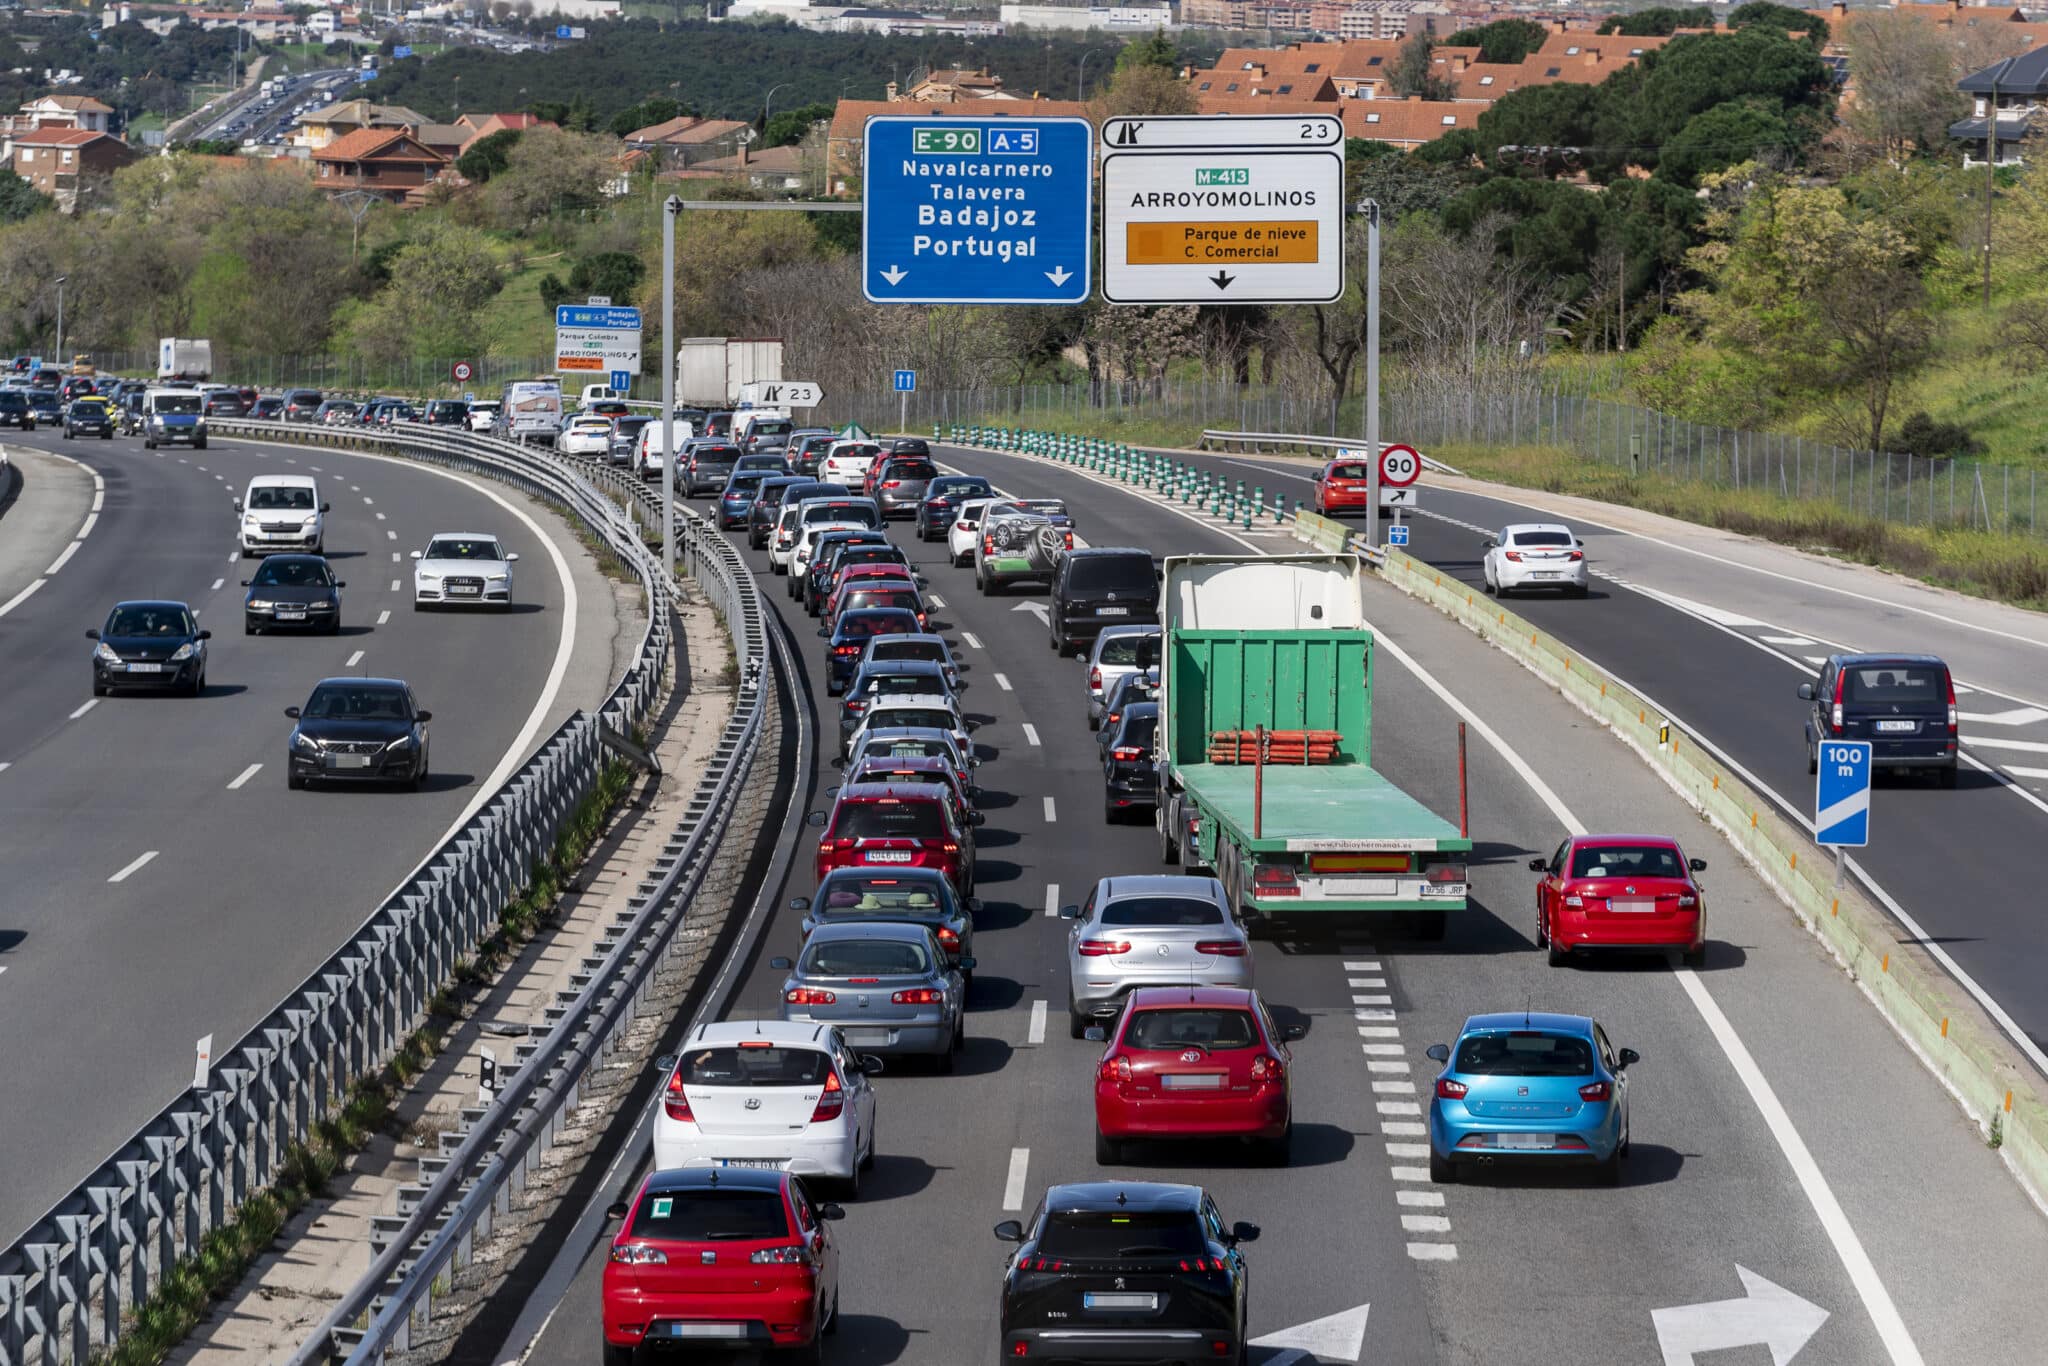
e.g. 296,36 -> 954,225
83,351 -> 558,397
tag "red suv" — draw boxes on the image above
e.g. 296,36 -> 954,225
809,781 -> 974,895
1090,986 -> 1302,1166
601,1165 -> 842,1365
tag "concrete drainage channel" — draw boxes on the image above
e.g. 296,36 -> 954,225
0,421 -> 776,1366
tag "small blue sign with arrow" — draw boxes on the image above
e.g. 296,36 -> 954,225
1815,740 -> 1872,847
893,370 -> 916,393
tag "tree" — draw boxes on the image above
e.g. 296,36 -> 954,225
183,138 -> 241,156
1442,19 -> 1548,65
1728,1 -> 1826,44
1115,30 -> 1179,74
1088,61 -> 1197,119
1843,9 -> 2024,166
0,169 -> 51,225
1346,138 -> 1465,222
762,101 -> 831,147
1594,6 -> 1714,37
341,219 -> 505,364
456,127 -> 521,182
481,126 -> 620,229
1656,99 -> 1797,187
1390,34 -> 1454,102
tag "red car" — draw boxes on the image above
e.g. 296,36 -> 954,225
1530,834 -> 1707,967
1091,986 -> 1302,1166
829,583 -> 927,633
809,782 -> 974,894
601,1165 -> 842,1365
1310,457 -> 1375,515
824,563 -> 918,627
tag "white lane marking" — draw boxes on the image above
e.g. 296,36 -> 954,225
1358,1025 -> 1401,1038
69,698 -> 98,720
1383,1121 -> 1427,1136
1962,706 -> 2048,726
1043,796 -> 1057,823
961,631 -> 983,649
1761,635 -> 1816,646
1375,1100 -> 1422,1116
1371,1080 -> 1415,1094
227,552 -> 237,563
1354,1007 -> 1396,1021
1963,736 -> 2048,754
1802,655 -> 1829,666
309,465 -> 322,472
1348,977 -> 1386,988
1367,1061 -> 1410,1074
1401,1215 -> 1452,1234
927,592 -> 946,608
1001,1148 -> 1030,1210
346,650 -> 365,667
44,541 -> 79,574
351,485 -> 360,492
2001,766 -> 2048,779
1027,1000 -> 1047,1045
210,578 -> 224,591
1352,993 -> 1392,1006
363,496 -> 374,504
0,762 -> 10,774
1344,960 -> 1381,970
1397,1190 -> 1445,1208
1023,723 -> 1041,747
0,579 -> 44,618
386,529 -> 396,540
1363,1044 -> 1406,1056
195,465 -> 206,472
994,672 -> 1013,691
107,851 -> 158,884
1386,1143 -> 1430,1159
390,579 -> 401,592
390,552 -> 400,562
1407,1243 -> 1458,1262
1045,883 -> 1059,917
76,511 -> 98,537
376,511 -> 387,521
1390,1167 -> 1430,1182
227,763 -> 263,790
377,609 -> 391,626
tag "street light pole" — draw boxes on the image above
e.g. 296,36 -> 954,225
762,81 -> 792,136
661,195 -> 679,579
1359,199 -> 1382,553
53,275 -> 67,367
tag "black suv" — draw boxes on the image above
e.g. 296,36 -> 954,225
995,1182 -> 1257,1365
0,390 -> 36,429
1800,652 -> 1958,787
1050,547 -> 1160,656
889,436 -> 931,459
1102,700 -> 1159,823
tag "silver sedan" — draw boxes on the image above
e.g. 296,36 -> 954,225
772,921 -> 970,1069
1060,875 -> 1252,1038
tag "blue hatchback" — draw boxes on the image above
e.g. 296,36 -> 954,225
1425,1012 -> 1636,1185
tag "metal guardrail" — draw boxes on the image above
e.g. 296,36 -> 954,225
0,422 -> 691,1366
1197,428 -> 1464,476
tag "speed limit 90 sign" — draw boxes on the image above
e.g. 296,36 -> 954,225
1379,443 -> 1421,488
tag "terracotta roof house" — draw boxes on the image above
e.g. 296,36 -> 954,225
310,127 -> 448,203
622,115 -> 751,167
455,112 -> 552,152
12,127 -> 136,211
1343,97 -> 1481,148
902,67 -> 1007,103
20,95 -> 113,133
291,99 -> 428,152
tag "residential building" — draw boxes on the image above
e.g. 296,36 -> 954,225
11,128 -> 137,211
291,99 -> 429,152
621,114 -> 751,167
666,141 -> 814,196
1180,0 -> 1317,30
1343,95 -> 1479,147
1305,1 -> 1442,40
18,95 -> 113,134
997,4 -> 1177,31
310,126 -> 449,202
1952,46 -> 2048,165
902,67 -> 1008,102
455,112 -> 551,151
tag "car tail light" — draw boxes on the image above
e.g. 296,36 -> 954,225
1562,894 -> 1584,907
1090,666 -> 1102,691
811,1070 -> 845,1122
1180,1257 -> 1216,1273
1503,550 -> 1523,562
1098,1054 -> 1132,1082
1427,863 -> 1466,884
1111,746 -> 1145,761
936,926 -> 961,950
1064,531 -> 1074,549
1250,1054 -> 1284,1085
662,1068 -> 693,1122
750,1244 -> 814,1266
892,987 -> 943,1004
833,644 -> 862,656
786,987 -> 837,1006
983,535 -> 994,555
1436,1077 -> 1468,1099
1568,549 -> 1584,561
1578,1080 -> 1612,1102
1077,939 -> 1130,957
883,480 -> 901,488
1252,863 -> 1300,897
846,699 -> 869,713
1678,894 -> 1697,907
1023,1256 -> 1065,1273
1946,674 -> 1958,733
610,1243 -> 668,1265
1196,940 -> 1246,956
848,977 -> 881,984
1831,668 -> 1845,732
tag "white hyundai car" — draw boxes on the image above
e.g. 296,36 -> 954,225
946,498 -> 993,568
651,1020 -> 880,1196
552,413 -> 613,457
1482,522 -> 1589,598
411,532 -> 518,608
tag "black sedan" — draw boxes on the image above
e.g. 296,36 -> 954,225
250,396 -> 285,419
822,607 -> 924,696
916,475 -> 994,541
285,677 -> 431,790
243,554 -> 344,634
88,600 -> 209,696
1102,700 -> 1159,823
0,391 -> 32,430
63,399 -> 114,438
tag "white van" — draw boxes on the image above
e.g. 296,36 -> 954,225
579,383 -> 623,406
140,387 -> 207,449
236,474 -> 327,558
495,380 -> 563,444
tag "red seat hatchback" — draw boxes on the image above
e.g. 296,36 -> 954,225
809,781 -> 974,896
1090,986 -> 1303,1167
1530,834 -> 1708,967
1311,457 -> 1375,515
602,1165 -> 843,1365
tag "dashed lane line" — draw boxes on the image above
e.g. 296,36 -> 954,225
1002,1148 -> 1030,1211
961,631 -> 984,650
210,578 -> 223,591
346,650 -> 365,667
994,672 -> 1013,692
1027,1001 -> 1047,1046
107,851 -> 158,884
390,579 -> 401,592
1045,883 -> 1059,917
377,610 -> 391,626
227,763 -> 262,790
1043,796 -> 1057,823
1023,723 -> 1041,747
68,698 -> 98,720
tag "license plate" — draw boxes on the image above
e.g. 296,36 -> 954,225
1097,606 -> 1130,616
1162,1073 -> 1225,1090
1532,571 -> 1560,579
666,1322 -> 748,1339
1419,882 -> 1465,898
1874,720 -> 1917,733
717,1158 -> 783,1169
1085,1292 -> 1159,1311
864,850 -> 913,863
1317,876 -> 1398,896
327,754 -> 372,770
126,663 -> 164,674
1608,898 -> 1657,914
276,609 -> 306,621
843,1029 -> 890,1046
450,585 -> 480,596
1497,1133 -> 1554,1150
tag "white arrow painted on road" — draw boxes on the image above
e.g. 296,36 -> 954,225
1046,266 -> 1073,287
1960,705 -> 2048,726
880,264 -> 908,286
1011,601 -> 1050,624
1652,1266 -> 1827,1366
1250,1303 -> 1369,1363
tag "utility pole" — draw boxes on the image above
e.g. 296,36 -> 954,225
1615,246 -> 1626,352
1361,198 -> 1382,553
53,275 -> 66,365
661,194 -> 679,578
1984,63 -> 2002,309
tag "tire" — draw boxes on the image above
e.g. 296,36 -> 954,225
1683,941 -> 1706,968
1159,805 -> 1180,865
1547,938 -> 1569,968
601,1342 -> 634,1366
1939,762 -> 1958,790
288,769 -> 304,791
1807,743 -> 1818,776
1094,1129 -> 1122,1166
411,760 -> 428,792
144,438 -> 155,450
1599,1148 -> 1624,1186
1569,584 -> 1589,598
1048,626 -> 1060,652
1412,910 -> 1447,943
1429,1149 -> 1457,1184
935,1041 -> 955,1074
243,622 -> 256,635
783,1335 -> 823,1366
92,679 -> 107,697
1069,1007 -> 1090,1040
1104,799 -> 1120,825
101,430 -> 110,440
195,439 -> 207,450
823,1282 -> 841,1335
840,1148 -> 862,1202
60,428 -> 69,439
1260,1124 -> 1292,1167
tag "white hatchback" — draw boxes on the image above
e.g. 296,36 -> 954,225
553,414 -> 613,456
1482,522 -> 1589,598
947,498 -> 993,568
820,440 -> 883,487
651,1020 -> 880,1196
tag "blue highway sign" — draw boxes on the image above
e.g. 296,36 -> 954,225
1387,524 -> 1410,547
610,369 -> 633,392
863,116 -> 1092,305
1815,740 -> 1872,847
894,370 -> 916,393
556,305 -> 642,331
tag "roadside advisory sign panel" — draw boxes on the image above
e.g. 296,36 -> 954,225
1101,115 -> 1345,305
1815,739 -> 1873,848
554,304 -> 642,376
863,116 -> 1093,305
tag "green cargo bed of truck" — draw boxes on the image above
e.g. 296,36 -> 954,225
1176,763 -> 1469,853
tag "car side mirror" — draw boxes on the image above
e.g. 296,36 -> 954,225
415,710 -> 432,722
606,1200 -> 628,1221
1618,1047 -> 1640,1069
1575,538 -> 1586,549
1482,537 -> 1497,549
1528,858 -> 1549,872
829,756 -> 845,770
957,956 -> 977,972
197,629 -> 211,640
1282,1023 -> 1307,1042
858,1053 -> 884,1074
1425,1043 -> 1450,1063
1689,857 -> 1707,872
334,581 -> 346,589
1059,904 -> 1080,920
969,811 -> 986,826
969,756 -> 981,767
806,811 -> 827,827
1797,683 -> 1815,700
964,720 -> 979,732
656,1054 -> 677,1073
410,550 -> 423,559
1083,1026 -> 1107,1043
85,628 -> 99,639
817,629 -> 828,638
507,553 -> 520,562
789,896 -> 811,912
817,1202 -> 846,1221
231,499 -> 242,512
321,502 -> 331,513
284,705 -> 301,719
770,956 -> 793,970
1228,1221 -> 1261,1245
240,580 -> 251,587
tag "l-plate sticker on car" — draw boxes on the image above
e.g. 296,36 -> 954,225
651,1197 -> 672,1218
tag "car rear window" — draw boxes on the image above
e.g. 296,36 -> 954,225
630,1188 -> 789,1242
849,589 -> 919,612
1512,530 -> 1573,547
1039,1211 -> 1206,1259
678,1045 -> 829,1087
1117,714 -> 1157,749
1454,1032 -> 1594,1077
1842,665 -> 1943,704
884,461 -> 938,481
800,937 -> 932,976
1100,896 -> 1224,927
1328,462 -> 1370,479
866,736 -> 949,762
804,504 -> 879,528
1097,633 -> 1157,667
872,641 -> 945,664
834,799 -> 946,838
838,612 -> 915,639
1569,845 -> 1683,879
870,707 -> 952,731
817,877 -> 948,916
1069,556 -> 1156,593
863,674 -> 942,697
1124,1008 -> 1258,1051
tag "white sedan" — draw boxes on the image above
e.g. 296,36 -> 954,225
411,532 -> 518,608
947,498 -> 993,568
650,1020 -> 878,1194
553,414 -> 613,456
1482,522 -> 1588,598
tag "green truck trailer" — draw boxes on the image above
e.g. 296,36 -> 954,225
1153,553 -> 1472,935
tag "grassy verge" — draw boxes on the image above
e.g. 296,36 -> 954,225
1438,443 -> 2048,610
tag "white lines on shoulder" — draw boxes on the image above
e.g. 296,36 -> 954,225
0,579 -> 42,618
1397,1189 -> 1444,1208
961,631 -> 984,650
390,552 -> 400,563
1343,960 -> 1382,971
1042,795 -> 1057,823
285,458 -> 296,464
1802,655 -> 1829,666
43,541 -> 79,575
227,552 -> 238,563
1022,722 -> 1041,747
309,465 -> 322,473
0,762 -> 10,775
346,650 -> 365,667
1351,993 -> 1392,1006
376,609 -> 390,626
1027,1000 -> 1047,1046
1044,883 -> 1059,917
210,578 -> 224,592
362,495 -> 373,504
1406,1242 -> 1459,1262
107,851 -> 158,884
993,672 -> 1013,692
1760,634 -> 1815,646
1002,1148 -> 1030,1210
227,763 -> 263,790
350,485 -> 360,492
927,591 -> 946,608
69,697 -> 98,720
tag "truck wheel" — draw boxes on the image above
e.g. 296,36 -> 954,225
1159,805 -> 1180,865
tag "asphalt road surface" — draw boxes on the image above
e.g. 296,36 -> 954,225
501,446 -> 2048,1366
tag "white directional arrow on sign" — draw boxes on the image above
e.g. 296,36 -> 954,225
1249,1303 -> 1370,1364
1046,266 -> 1073,287
1652,1266 -> 1827,1366
880,265 -> 908,286
1011,601 -> 1050,625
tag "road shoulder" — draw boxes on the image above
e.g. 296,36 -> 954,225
0,444 -> 93,614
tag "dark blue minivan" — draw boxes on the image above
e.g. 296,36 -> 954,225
1801,653 -> 1958,787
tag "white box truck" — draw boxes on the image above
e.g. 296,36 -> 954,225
676,337 -> 783,407
157,338 -> 213,381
